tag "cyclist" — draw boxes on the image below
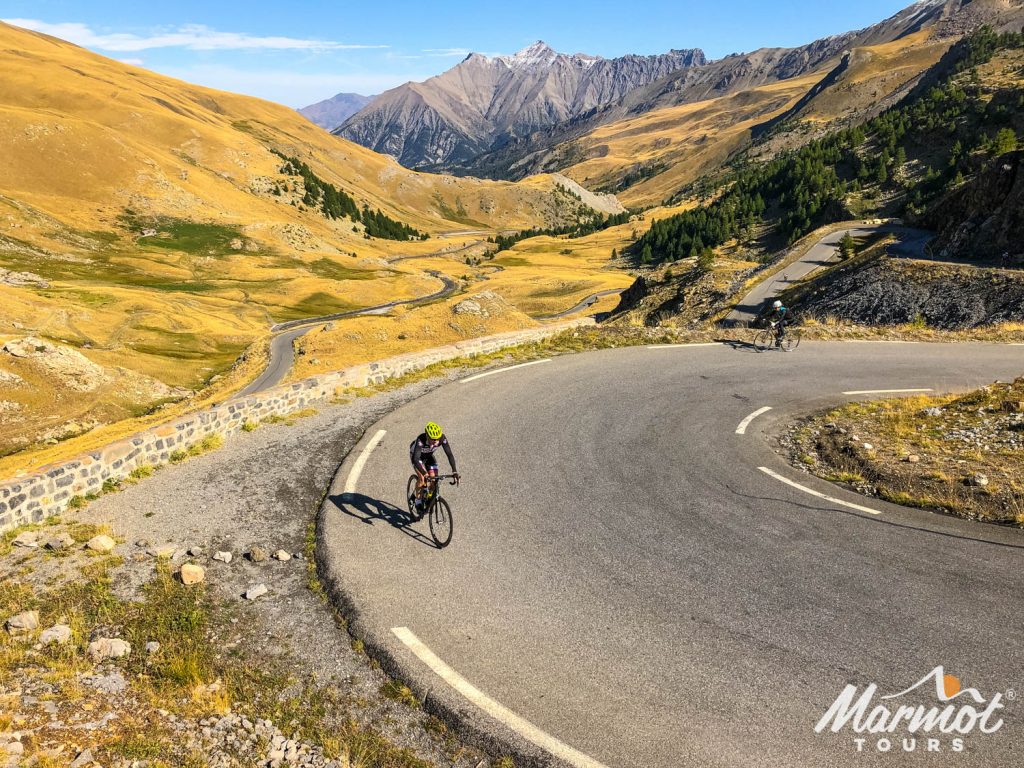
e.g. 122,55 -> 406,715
762,299 -> 789,346
409,422 -> 459,513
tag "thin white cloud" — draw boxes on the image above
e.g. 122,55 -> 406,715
158,64 -> 423,107
4,18 -> 387,52
422,47 -> 472,57
119,57 -> 145,66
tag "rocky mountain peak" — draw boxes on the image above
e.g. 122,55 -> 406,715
504,40 -> 560,67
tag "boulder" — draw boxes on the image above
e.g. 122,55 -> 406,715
86,534 -> 116,553
179,564 -> 206,586
39,624 -> 72,646
244,583 -> 268,600
87,637 -> 131,661
5,610 -> 39,635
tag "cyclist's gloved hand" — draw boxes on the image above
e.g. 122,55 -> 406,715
453,473 -> 461,485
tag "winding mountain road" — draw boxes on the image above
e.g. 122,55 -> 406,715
320,342 -> 1023,768
239,272 -> 458,395
725,224 -> 934,326
536,289 -> 626,320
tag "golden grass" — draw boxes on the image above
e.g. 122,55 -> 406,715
0,19 -> 640,469
793,380 -> 1024,524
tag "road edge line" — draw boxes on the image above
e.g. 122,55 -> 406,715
392,627 -> 611,768
736,406 -> 773,435
758,466 -> 883,515
460,359 -> 550,383
344,429 -> 387,494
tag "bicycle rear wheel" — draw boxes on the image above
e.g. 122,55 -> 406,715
781,331 -> 801,352
754,330 -> 774,352
406,475 -> 419,518
429,498 -> 454,548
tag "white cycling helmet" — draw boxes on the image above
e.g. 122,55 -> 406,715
773,300 -> 783,309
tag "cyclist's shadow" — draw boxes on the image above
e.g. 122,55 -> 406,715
329,492 -> 440,549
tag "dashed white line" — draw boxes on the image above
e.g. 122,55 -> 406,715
736,406 -> 773,435
460,359 -> 550,383
759,467 -> 883,515
843,388 -> 934,395
647,342 -> 721,349
344,429 -> 386,494
392,627 -> 610,768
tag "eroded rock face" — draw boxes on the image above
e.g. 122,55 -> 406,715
2,337 -> 105,392
923,150 -> 1024,264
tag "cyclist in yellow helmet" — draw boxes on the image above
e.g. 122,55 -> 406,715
409,422 -> 459,512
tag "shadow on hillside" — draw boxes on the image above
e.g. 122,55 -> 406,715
328,492 -> 439,549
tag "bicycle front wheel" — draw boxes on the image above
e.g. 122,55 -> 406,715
406,475 -> 419,518
754,330 -> 774,352
429,498 -> 454,548
781,331 -> 801,352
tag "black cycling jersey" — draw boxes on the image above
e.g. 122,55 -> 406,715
409,433 -> 457,474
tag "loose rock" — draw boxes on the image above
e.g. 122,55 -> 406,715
11,531 -> 38,549
87,637 -> 131,661
212,550 -> 233,563
247,546 -> 268,563
5,610 -> 39,635
45,533 -> 75,551
147,544 -> 177,559
145,640 -> 161,654
179,563 -> 206,585
85,534 -> 116,553
273,549 -> 292,562
244,583 -> 268,600
39,624 -> 72,646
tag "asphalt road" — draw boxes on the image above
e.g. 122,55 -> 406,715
320,342 -> 1024,768
725,225 -> 933,326
239,272 -> 458,395
537,289 -> 626,320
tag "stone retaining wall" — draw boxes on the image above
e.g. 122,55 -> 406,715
0,319 -> 592,533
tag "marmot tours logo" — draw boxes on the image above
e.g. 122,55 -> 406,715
815,666 -> 1011,753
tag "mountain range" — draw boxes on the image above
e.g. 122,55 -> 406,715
334,0 -> 1023,184
333,42 -> 706,169
298,92 -> 373,131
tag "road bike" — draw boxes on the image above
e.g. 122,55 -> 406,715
754,322 -> 801,352
406,473 -> 458,548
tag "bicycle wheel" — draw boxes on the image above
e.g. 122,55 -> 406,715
406,475 -> 419,518
781,331 -> 801,352
429,498 -> 454,548
754,330 -> 774,352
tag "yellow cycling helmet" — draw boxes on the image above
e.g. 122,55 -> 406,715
425,422 -> 443,440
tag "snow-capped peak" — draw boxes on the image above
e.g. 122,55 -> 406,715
500,41 -> 559,68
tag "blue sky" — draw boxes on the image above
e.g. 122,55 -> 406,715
3,0 -> 916,108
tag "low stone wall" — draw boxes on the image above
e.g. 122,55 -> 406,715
0,319 -> 592,533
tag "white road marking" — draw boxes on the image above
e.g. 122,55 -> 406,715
736,406 -> 773,435
392,627 -> 610,768
647,342 -> 721,349
344,429 -> 387,494
460,359 -> 550,383
759,467 -> 883,515
843,388 -> 934,395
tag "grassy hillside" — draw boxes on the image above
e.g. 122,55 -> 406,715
534,31 -> 952,208
0,21 -> 625,463
630,28 -> 1024,267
